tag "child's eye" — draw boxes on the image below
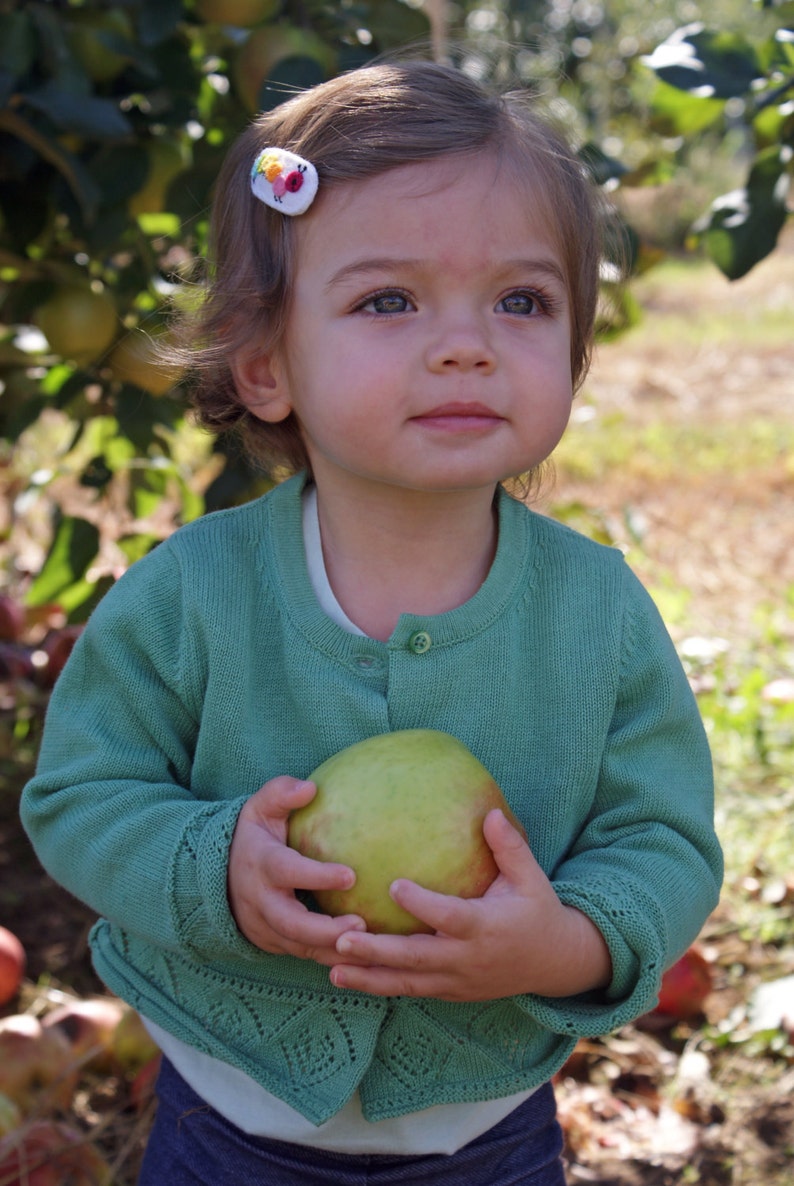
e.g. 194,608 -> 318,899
356,290 -> 414,315
498,291 -> 545,316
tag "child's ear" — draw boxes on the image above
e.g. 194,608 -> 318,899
231,350 -> 291,423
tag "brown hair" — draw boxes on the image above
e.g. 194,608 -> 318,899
178,59 -> 604,476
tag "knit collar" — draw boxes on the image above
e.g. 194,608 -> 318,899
264,474 -> 537,659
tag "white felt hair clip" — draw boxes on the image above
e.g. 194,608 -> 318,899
250,147 -> 319,216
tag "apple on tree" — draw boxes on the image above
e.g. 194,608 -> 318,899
33,284 -> 118,368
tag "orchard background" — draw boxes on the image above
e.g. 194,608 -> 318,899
1,1 -> 793,1183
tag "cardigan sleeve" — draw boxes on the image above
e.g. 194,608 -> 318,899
19,544 -> 258,965
516,569 -> 723,1037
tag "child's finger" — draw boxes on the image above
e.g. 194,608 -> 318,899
388,878 -> 475,937
244,777 -> 317,824
482,807 -> 542,887
263,895 -> 366,956
265,842 -> 357,893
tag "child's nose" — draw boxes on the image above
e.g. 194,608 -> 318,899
424,313 -> 496,374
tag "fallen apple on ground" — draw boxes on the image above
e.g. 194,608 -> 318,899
0,1093 -> 21,1139
130,1053 -> 163,1113
36,626 -> 83,688
0,1119 -> 111,1186
0,1015 -> 78,1115
111,1006 -> 160,1073
287,729 -> 522,935
0,927 -> 26,1006
41,997 -> 126,1074
654,946 -> 714,1019
0,596 -> 25,643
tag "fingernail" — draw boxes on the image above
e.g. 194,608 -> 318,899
330,968 -> 346,988
336,936 -> 353,954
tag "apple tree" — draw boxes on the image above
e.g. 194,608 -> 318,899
641,3 -> 793,279
0,0 -> 429,626
2,0 -> 791,637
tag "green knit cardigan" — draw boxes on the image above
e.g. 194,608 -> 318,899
21,475 -> 722,1124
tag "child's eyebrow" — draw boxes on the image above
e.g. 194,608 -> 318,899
325,257 -> 567,290
507,258 -> 567,287
325,259 -> 422,290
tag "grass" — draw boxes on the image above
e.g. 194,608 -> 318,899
552,245 -> 794,888
555,412 -> 794,483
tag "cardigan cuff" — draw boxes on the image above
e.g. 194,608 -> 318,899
168,796 -> 263,962
514,878 -> 667,1038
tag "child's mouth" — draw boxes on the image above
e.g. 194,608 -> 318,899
411,402 -> 503,431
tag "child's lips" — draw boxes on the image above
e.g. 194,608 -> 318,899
411,402 -> 504,431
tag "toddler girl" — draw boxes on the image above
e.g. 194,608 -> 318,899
21,60 -> 722,1185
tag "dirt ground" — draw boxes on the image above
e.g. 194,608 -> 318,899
541,229 -> 794,645
1,228 -> 793,1182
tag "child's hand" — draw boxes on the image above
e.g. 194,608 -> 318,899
328,809 -> 612,1001
228,777 -> 367,964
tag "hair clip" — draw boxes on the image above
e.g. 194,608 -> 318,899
250,147 -> 319,216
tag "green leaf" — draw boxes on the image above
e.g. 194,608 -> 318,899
139,0 -> 184,46
752,98 -> 794,147
40,364 -> 77,397
136,212 -> 181,236
117,533 -> 161,565
24,82 -> 133,139
87,144 -> 150,208
643,23 -> 762,99
64,574 -> 115,623
578,143 -> 629,186
26,514 -> 100,608
258,57 -> 329,112
357,0 -> 430,48
648,80 -> 725,136
129,465 -> 169,520
0,109 -> 103,221
0,11 -> 36,77
695,146 -> 792,279
115,388 -> 182,452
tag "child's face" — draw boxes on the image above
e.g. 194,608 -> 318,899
259,154 -> 574,500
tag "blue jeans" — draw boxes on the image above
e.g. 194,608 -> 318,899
138,1057 -> 566,1185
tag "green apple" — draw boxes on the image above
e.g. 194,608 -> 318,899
287,729 -> 521,935
231,25 -> 336,112
67,9 -> 133,84
33,283 -> 118,367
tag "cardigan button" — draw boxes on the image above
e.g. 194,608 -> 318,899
408,631 -> 432,654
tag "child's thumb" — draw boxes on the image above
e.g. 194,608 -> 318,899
483,808 -> 538,884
